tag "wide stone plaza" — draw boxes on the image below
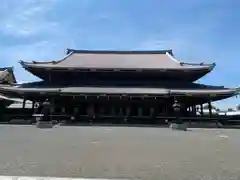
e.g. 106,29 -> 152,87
0,125 -> 240,180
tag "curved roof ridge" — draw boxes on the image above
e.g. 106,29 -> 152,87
53,51 -> 75,64
165,52 -> 180,63
166,52 -> 215,69
66,48 -> 173,55
19,51 -> 75,66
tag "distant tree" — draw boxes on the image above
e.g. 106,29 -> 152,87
237,104 -> 240,111
228,108 -> 234,112
203,104 -> 209,109
212,105 -> 217,110
216,108 -> 220,112
203,104 -> 217,110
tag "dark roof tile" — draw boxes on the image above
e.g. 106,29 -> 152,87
21,50 -> 214,70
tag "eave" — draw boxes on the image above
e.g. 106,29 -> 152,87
19,48 -> 215,82
20,61 -> 214,82
20,59 -> 215,72
0,85 -> 237,103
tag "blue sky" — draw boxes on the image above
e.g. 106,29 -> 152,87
0,0 -> 239,109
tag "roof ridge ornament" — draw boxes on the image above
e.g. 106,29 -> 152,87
165,51 -> 180,63
66,48 -> 173,55
209,62 -> 216,71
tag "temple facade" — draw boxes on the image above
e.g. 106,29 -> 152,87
0,49 -> 238,124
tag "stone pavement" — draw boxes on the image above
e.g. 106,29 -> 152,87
0,125 -> 240,180
0,176 -> 125,180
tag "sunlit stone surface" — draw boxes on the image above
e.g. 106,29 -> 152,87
0,125 -> 239,180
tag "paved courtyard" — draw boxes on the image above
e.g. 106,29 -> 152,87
0,125 -> 240,180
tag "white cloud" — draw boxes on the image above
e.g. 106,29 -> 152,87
0,0 -> 59,37
137,38 -> 191,55
0,0 -> 238,108
0,0 -> 67,82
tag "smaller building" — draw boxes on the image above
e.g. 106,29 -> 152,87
0,67 -> 17,120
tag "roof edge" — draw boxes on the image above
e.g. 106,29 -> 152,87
66,49 -> 173,55
19,50 -> 75,66
0,85 -> 238,95
0,67 -> 13,71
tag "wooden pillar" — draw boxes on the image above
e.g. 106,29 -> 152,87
155,106 -> 159,117
31,101 -> 34,110
50,99 -> 55,121
192,105 -> 196,116
50,99 -> 54,112
100,106 -> 105,116
138,107 -> 142,117
200,104 -> 203,116
61,106 -> 65,122
73,107 -> 78,121
119,106 -> 123,116
111,105 -> 116,116
31,101 -> 35,110
31,101 -> 35,116
92,104 -> 95,119
208,101 -> 212,118
22,98 -> 26,109
49,74 -> 52,83
150,107 -> 155,117
126,106 -> 130,117
87,103 -> 95,121
123,106 -> 129,123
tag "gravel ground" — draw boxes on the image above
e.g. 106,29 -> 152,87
0,125 -> 240,180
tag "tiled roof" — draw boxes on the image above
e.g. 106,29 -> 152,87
20,49 -> 215,70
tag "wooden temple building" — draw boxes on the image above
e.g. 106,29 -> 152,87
0,67 -> 17,119
0,49 -> 238,124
